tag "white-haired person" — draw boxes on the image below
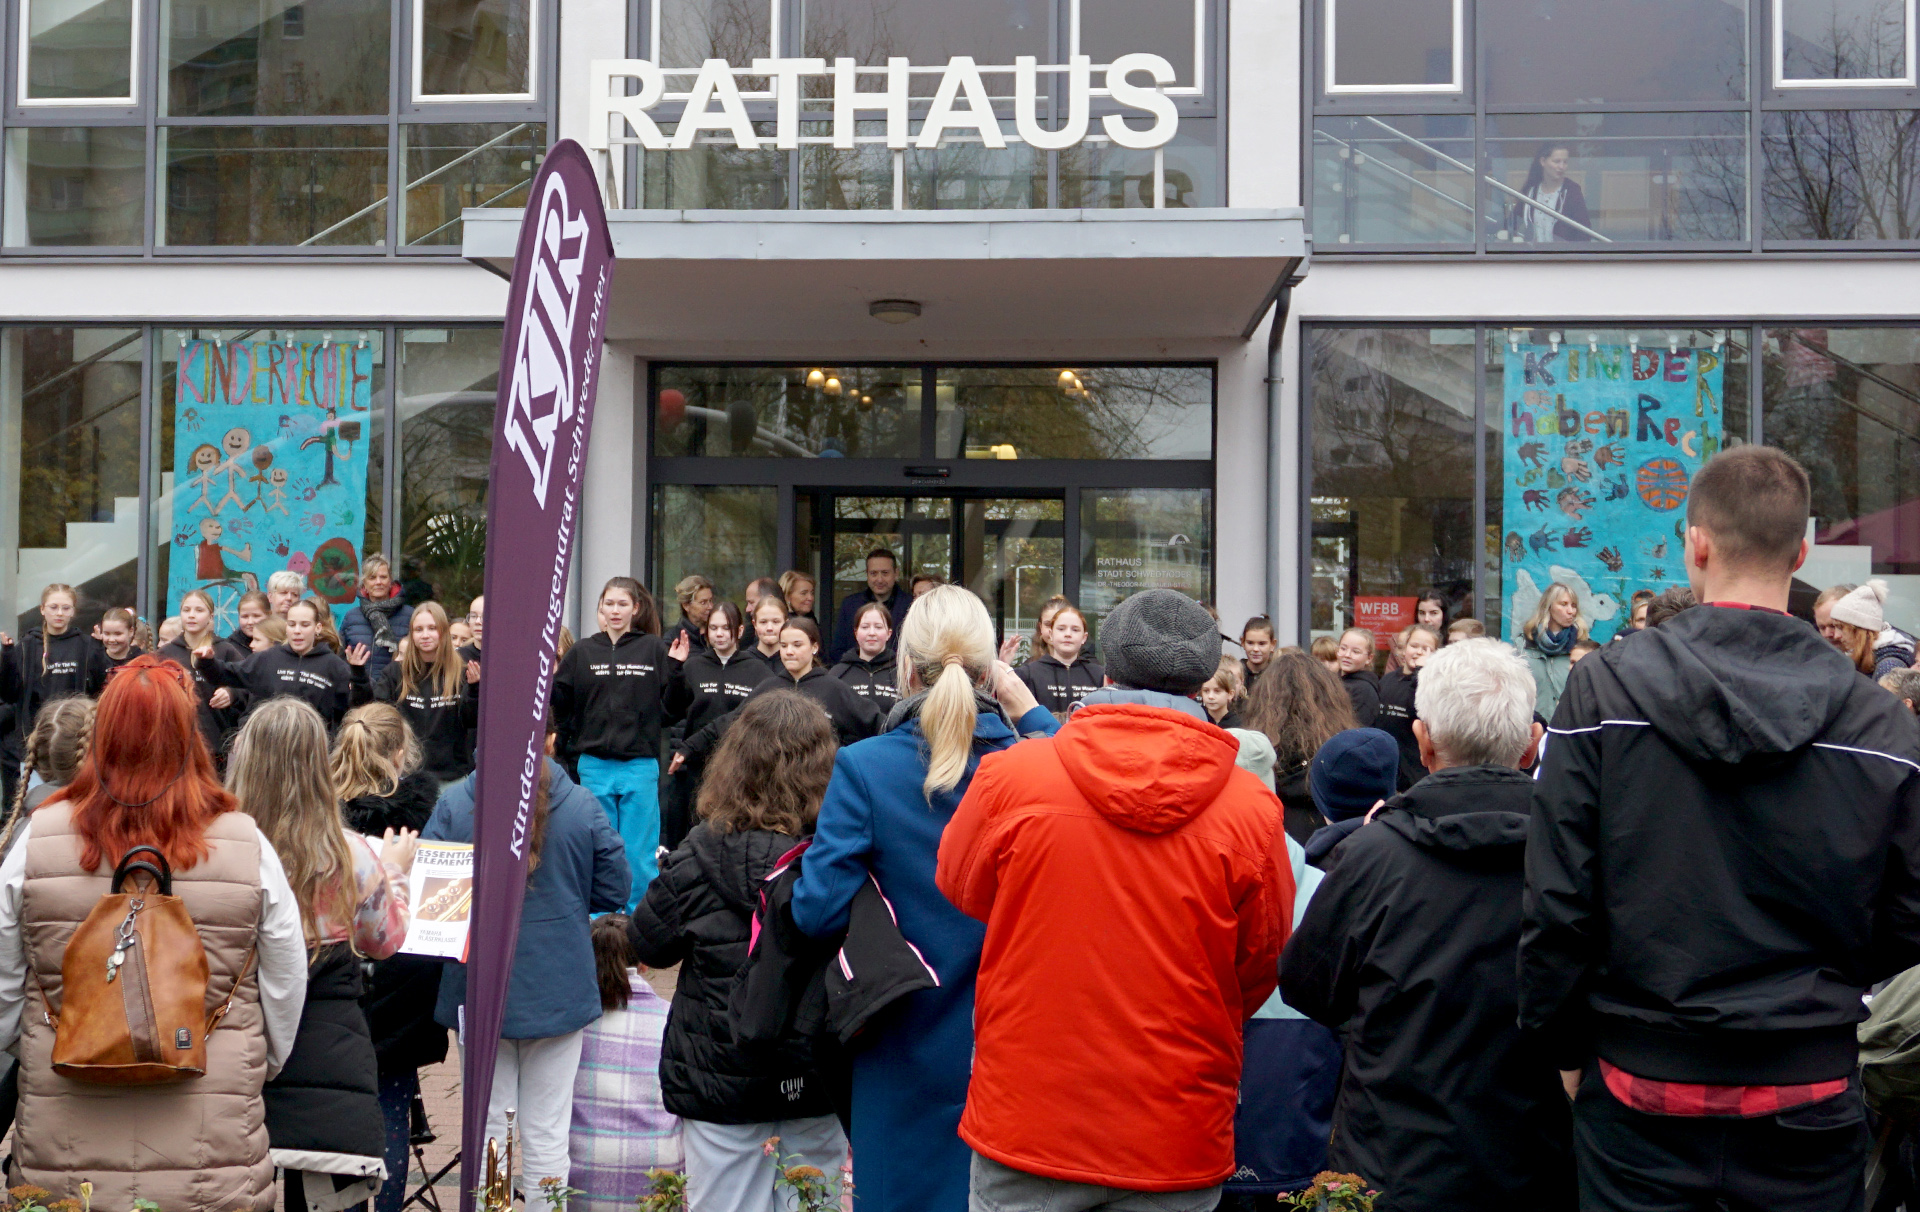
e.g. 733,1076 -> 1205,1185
1280,638 -> 1574,1212
267,570 -> 307,618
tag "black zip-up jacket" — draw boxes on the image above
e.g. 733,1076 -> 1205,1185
684,667 -> 886,760
1015,653 -> 1106,718
551,630 -> 672,762
829,651 -> 901,709
345,770 -> 452,1075
103,645 -> 145,670
2,628 -> 110,737
1283,765 -> 1574,1212
630,825 -> 839,1123
374,663 -> 480,782
1373,669 -> 1425,790
1521,604 -> 1920,1085
1341,668 -> 1381,727
199,641 -> 370,730
158,636 -> 251,756
666,648 -> 775,766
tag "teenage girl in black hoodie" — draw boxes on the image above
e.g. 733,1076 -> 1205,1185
97,607 -> 145,669
830,601 -> 901,710
158,588 -> 251,759
745,595 -> 787,673
2,582 -> 110,735
1373,625 -> 1439,789
1334,626 -> 1382,727
662,601 -> 773,851
1015,603 -> 1105,719
196,597 -> 371,729
685,616 -> 884,757
373,602 -> 477,785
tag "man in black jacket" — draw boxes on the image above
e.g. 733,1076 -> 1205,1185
828,548 -> 911,663
1281,638 -> 1572,1211
1521,445 -> 1920,1212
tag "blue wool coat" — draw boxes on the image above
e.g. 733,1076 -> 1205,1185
426,760 -> 631,1039
791,703 -> 1057,1212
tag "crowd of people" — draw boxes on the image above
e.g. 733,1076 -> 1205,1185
0,447 -> 1918,1212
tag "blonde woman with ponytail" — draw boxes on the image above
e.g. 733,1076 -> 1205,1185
787,584 -> 1053,1212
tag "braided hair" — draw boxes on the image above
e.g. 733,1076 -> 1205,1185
5,695 -> 98,847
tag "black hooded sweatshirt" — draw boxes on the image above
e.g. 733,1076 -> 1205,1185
1283,765 -> 1574,1212
1521,604 -> 1920,1086
158,636 -> 251,756
2,628 -> 110,737
374,663 -> 480,782
198,641 -> 370,730
629,825 -> 840,1123
1373,669 -> 1425,790
665,648 -> 775,767
684,666 -> 886,760
1341,668 -> 1381,727
829,650 -> 901,709
1015,653 -> 1106,718
551,630 -> 672,762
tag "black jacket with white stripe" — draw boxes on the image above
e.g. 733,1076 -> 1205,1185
1520,602 -> 1920,1086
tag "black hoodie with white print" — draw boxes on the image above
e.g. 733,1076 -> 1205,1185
3,628 -> 110,738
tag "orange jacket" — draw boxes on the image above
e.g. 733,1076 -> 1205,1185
936,702 -> 1293,1191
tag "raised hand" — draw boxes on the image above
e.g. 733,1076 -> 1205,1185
466,659 -> 482,684
208,688 -> 233,709
998,635 -> 1022,665
379,827 -> 419,874
345,643 -> 372,667
192,644 -> 214,660
668,632 -> 691,662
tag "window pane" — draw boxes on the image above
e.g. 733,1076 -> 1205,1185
801,121 -> 894,209
799,0 -> 1048,90
1764,328 -> 1920,634
1782,0 -> 1909,80
1488,327 -> 1745,643
1057,119 -> 1218,208
162,125 -> 388,246
1080,488 -> 1212,641
1311,114 -> 1473,245
655,366 -> 921,458
1328,0 -> 1454,88
1308,327 -> 1476,645
166,0 -> 391,116
654,485 -> 777,607
659,0 -> 772,62
399,328 -> 501,612
3,328 -> 141,636
1486,113 -> 1748,245
642,124 -> 788,209
1082,0 -> 1197,88
420,0 -> 533,96
1763,110 -> 1920,240
3,128 -> 145,247
403,123 -> 545,246
825,495 -> 951,624
152,329 -> 384,628
23,0 -> 133,101
1483,0 -> 1747,105
934,366 -> 1212,460
907,124 -> 1043,209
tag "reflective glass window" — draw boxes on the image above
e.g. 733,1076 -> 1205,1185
1311,114 -> 1473,246
402,122 -> 544,246
1764,329 -> 1920,635
398,327 -> 501,610
656,0 -> 772,63
655,367 -> 921,458
165,0 -> 391,116
1763,109 -> 1920,240
801,122 -> 895,210
1056,119 -> 1218,208
3,328 -> 141,634
906,125 -> 1044,210
1482,0 -> 1748,105
1081,0 -> 1199,88
799,0 -> 1048,94
934,366 -> 1212,460
1326,0 -> 1458,90
642,124 -> 788,209
1079,488 -> 1211,639
22,0 -> 135,103
161,125 -> 389,246
1485,113 -> 1748,245
654,485 -> 778,606
418,0 -> 534,98
1779,0 -> 1911,82
3,127 -> 145,247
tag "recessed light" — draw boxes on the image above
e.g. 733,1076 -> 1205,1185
869,299 -> 922,324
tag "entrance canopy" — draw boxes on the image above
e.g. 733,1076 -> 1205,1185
461,207 -> 1308,344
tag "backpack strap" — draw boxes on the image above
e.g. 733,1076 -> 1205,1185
206,940 -> 258,1033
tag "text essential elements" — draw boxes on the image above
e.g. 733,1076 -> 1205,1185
586,55 -> 1182,152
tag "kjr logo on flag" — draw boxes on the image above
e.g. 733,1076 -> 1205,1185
501,170 -> 594,509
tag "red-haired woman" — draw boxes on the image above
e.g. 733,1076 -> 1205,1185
0,655 -> 308,1212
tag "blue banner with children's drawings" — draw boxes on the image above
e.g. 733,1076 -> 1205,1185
1501,343 -> 1724,643
166,338 -> 374,631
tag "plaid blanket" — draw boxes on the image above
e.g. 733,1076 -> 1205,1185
569,973 -> 683,1212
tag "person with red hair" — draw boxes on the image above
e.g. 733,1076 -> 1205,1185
0,655 -> 307,1212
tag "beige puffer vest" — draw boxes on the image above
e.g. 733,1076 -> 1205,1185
14,805 -> 274,1212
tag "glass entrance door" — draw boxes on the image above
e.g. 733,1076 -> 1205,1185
800,492 -> 1066,651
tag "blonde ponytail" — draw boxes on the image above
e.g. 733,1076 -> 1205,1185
330,702 -> 418,802
897,586 -> 995,797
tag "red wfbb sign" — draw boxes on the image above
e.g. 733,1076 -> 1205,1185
1353,596 -> 1418,647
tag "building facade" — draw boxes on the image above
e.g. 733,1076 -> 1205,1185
1,0 -> 1915,651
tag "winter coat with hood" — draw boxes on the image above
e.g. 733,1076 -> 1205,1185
830,650 -> 902,709
1341,668 -> 1381,727
199,641 -> 370,730
664,647 -> 775,769
1014,653 -> 1106,718
1274,757 -> 1327,846
684,666 -> 885,758
789,691 -> 1060,1212
551,630 -> 672,763
373,662 -> 478,783
158,635 -> 251,757
345,771 -> 449,1076
1,629 -> 109,740
628,825 -> 839,1123
1521,604 -> 1920,1087
936,697 -> 1294,1192
427,761 -> 631,1039
1282,764 -> 1575,1212
1873,625 -> 1917,681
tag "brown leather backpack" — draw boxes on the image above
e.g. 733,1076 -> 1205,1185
36,846 -> 250,1085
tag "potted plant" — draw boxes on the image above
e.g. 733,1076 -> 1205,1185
1282,1171 -> 1378,1212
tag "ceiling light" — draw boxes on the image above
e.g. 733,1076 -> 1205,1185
1058,369 -> 1075,387
869,299 -> 922,324
806,369 -> 825,388
824,377 -> 842,396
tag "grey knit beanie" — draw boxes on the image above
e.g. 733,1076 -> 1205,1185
1098,590 -> 1222,696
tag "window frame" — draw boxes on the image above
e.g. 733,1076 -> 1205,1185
1772,0 -> 1918,89
411,0 -> 541,105
15,0 -> 141,108
1322,0 -> 1465,96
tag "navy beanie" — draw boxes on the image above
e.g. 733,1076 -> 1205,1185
1310,728 -> 1401,822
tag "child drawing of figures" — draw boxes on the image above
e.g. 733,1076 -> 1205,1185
246,445 -> 275,511
213,427 -> 254,513
301,405 -> 341,488
196,517 -> 256,585
265,467 -> 292,515
186,444 -> 222,513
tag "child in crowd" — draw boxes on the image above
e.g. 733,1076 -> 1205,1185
1311,635 -> 1340,671
830,601 -> 901,710
569,915 -> 682,1212
158,616 -> 184,646
229,590 -> 271,651
1613,588 -> 1656,640
6,695 -> 95,836
630,690 -> 847,1212
1645,585 -> 1697,628
1334,627 -> 1381,726
1301,727 -> 1401,870
251,615 -> 287,650
98,607 -> 144,668
1241,617 -> 1277,688
1569,639 -> 1601,663
1200,656 -> 1245,729
1375,625 -> 1439,790
1015,603 -> 1104,719
1447,617 -> 1484,642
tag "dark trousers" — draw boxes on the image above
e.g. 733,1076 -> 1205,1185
1573,1066 -> 1866,1212
375,1070 -> 418,1212
660,766 -> 697,854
